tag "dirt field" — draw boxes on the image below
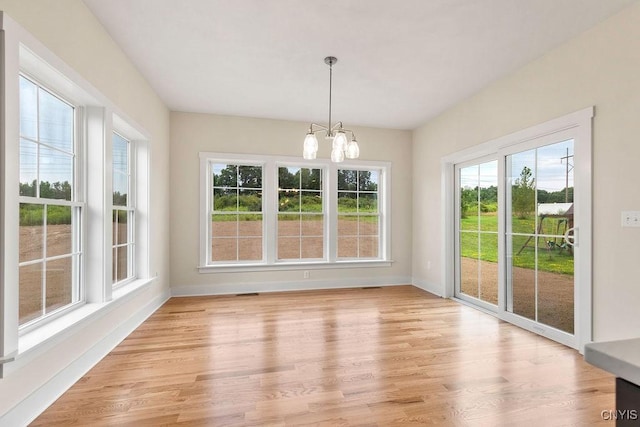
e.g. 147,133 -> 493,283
460,257 -> 574,333
211,219 -> 379,261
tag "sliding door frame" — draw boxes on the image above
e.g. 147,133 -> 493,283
442,107 -> 593,352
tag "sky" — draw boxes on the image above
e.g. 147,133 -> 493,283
460,139 -> 574,193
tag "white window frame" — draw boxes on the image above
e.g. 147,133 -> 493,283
17,73 -> 85,332
336,166 -> 383,260
206,158 -> 266,265
198,152 -> 392,272
0,13 -> 153,377
276,163 -> 326,262
112,131 -> 136,287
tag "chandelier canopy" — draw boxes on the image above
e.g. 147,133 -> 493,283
303,56 -> 360,162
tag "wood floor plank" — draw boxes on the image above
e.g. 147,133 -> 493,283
32,286 -> 614,426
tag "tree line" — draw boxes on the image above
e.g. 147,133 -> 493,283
461,166 -> 573,218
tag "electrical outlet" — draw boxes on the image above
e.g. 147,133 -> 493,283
303,270 -> 310,279
622,211 -> 640,227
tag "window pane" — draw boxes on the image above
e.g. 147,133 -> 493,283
461,232 -> 480,298
239,215 -> 262,237
238,165 -> 262,188
278,214 -> 300,237
39,146 -> 73,200
113,133 -> 128,174
358,170 -> 379,191
338,169 -> 357,191
238,189 -> 262,212
278,237 -> 300,259
116,209 -> 128,245
509,150 -> 536,223
301,237 -> 323,259
279,190 -> 299,212
19,262 -> 43,325
117,246 -> 128,282
279,166 -> 299,189
238,238 -> 262,260
301,191 -> 322,213
338,215 -> 357,235
112,133 -> 130,210
19,139 -> 37,196
19,76 -> 38,139
359,216 -> 379,236
359,236 -> 379,258
213,164 -> 237,187
212,238 -> 237,262
20,203 -> 44,262
39,88 -> 73,153
338,237 -> 357,258
301,215 -> 323,236
45,256 -> 73,313
47,205 -> 72,257
214,188 -> 237,212
113,171 -> 128,206
301,168 -> 321,190
338,192 -> 357,213
358,193 -> 378,213
212,214 -> 238,237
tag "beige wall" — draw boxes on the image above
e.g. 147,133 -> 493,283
412,2 -> 640,341
0,0 -> 170,419
170,112 -> 412,292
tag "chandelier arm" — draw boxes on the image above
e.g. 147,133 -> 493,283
309,123 -> 329,133
330,121 -> 344,133
337,127 -> 357,140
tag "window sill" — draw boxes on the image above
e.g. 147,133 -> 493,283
198,259 -> 393,273
18,277 -> 155,357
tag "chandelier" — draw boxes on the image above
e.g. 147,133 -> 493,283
303,56 -> 360,162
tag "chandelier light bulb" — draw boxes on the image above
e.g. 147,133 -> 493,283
345,139 -> 360,159
331,147 -> 345,163
303,147 -> 317,160
333,131 -> 348,151
304,133 -> 318,152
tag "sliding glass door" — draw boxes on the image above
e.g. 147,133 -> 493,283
450,108 -> 592,350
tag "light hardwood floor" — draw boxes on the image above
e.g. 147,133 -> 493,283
33,286 -> 614,426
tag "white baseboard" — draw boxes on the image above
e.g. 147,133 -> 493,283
172,276 -> 413,297
412,278 -> 444,297
1,289 -> 170,427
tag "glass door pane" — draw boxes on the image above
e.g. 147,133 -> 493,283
506,139 -> 574,334
456,160 -> 498,307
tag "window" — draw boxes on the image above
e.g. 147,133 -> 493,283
1,18 -> 154,376
18,75 -> 82,327
112,133 -> 135,285
337,169 -> 380,259
278,167 -> 324,260
199,153 -> 391,270
210,163 -> 263,262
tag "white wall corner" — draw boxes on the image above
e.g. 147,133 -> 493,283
411,278 -> 444,297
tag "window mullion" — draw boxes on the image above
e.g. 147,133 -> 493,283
264,159 -> 276,264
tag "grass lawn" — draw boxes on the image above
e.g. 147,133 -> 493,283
460,214 -> 574,275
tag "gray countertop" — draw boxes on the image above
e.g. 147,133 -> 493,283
585,338 -> 640,386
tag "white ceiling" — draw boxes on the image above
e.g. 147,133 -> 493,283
83,0 -> 636,130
